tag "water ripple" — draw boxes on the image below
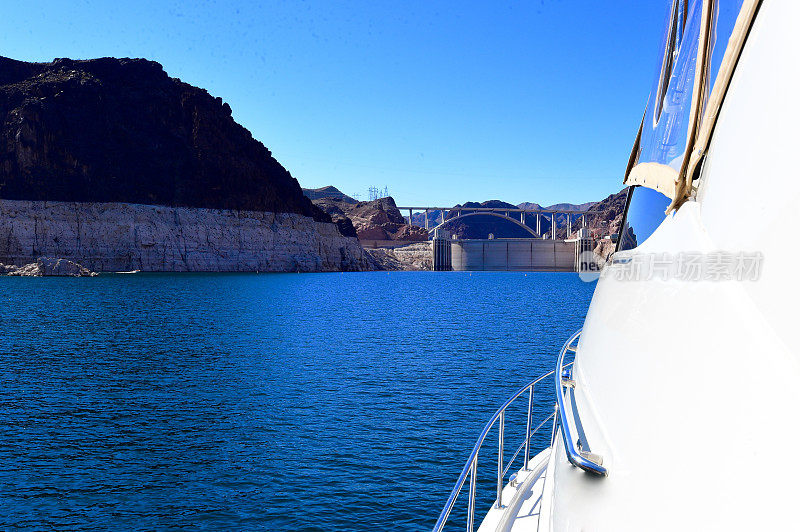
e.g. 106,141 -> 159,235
0,271 -> 593,530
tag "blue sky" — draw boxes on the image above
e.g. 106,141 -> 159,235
1,1 -> 667,207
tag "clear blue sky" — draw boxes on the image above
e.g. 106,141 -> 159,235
1,1 -> 667,207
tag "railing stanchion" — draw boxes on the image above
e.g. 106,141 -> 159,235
432,363 -> 575,532
524,385 -> 533,470
551,404 -> 559,445
467,456 -> 478,532
496,411 -> 505,508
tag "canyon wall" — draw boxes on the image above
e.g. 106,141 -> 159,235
0,199 -> 371,272
0,56 -> 372,272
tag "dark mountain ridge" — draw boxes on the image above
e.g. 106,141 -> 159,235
0,56 -> 328,221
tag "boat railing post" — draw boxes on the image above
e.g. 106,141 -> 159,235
496,411 -> 505,508
551,404 -> 559,445
467,456 -> 478,532
524,385 -> 533,470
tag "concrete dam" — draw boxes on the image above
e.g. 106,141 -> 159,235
432,231 -> 594,272
395,204 -> 600,272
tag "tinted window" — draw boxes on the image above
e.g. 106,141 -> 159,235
617,186 -> 672,251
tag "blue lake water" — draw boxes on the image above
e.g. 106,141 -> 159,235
0,271 -> 594,530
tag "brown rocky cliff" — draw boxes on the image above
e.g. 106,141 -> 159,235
580,188 -> 627,239
313,196 -> 428,242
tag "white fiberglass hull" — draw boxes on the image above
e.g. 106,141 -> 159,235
541,1 -> 800,529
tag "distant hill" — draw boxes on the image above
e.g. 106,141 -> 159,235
316,187 -> 625,243
303,186 -> 356,203
462,200 -> 517,210
543,201 -> 596,212
517,201 -> 595,212
444,200 -> 544,239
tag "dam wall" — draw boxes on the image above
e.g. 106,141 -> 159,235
0,199 -> 373,272
451,238 -> 579,271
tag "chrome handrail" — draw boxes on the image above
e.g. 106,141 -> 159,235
432,369 -> 561,532
433,330 -> 608,532
554,329 -> 608,476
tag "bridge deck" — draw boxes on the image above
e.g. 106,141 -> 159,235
397,206 -> 591,215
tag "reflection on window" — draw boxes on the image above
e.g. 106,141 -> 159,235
639,0 -> 703,170
617,186 -> 672,252
703,0 -> 746,113
654,0 -> 686,121
617,2 -> 748,253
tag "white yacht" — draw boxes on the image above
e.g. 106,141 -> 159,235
433,0 -> 799,530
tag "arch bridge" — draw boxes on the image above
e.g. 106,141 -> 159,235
396,205 -> 593,239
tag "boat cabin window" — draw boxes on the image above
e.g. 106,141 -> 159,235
618,1 -> 751,253
617,0 -> 699,252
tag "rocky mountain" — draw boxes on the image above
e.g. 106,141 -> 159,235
0,56 -> 371,272
0,256 -> 97,276
0,56 -> 326,218
303,185 -> 356,204
581,188 -> 627,238
313,196 -> 428,242
364,242 -> 432,271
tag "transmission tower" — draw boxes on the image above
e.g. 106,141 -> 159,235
367,186 -> 390,202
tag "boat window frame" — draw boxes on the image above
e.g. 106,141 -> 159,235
654,0 -> 688,123
616,0 -> 764,250
615,187 -> 635,254
615,0 -> 697,254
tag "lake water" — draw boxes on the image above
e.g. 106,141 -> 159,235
0,271 -> 594,530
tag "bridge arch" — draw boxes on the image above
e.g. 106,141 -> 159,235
430,211 -> 539,237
